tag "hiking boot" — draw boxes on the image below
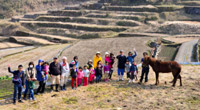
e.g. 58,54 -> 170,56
13,100 -> 16,105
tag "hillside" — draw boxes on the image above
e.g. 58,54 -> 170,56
0,0 -> 89,19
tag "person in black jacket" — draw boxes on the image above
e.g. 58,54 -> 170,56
116,50 -> 127,81
49,57 -> 62,92
70,64 -> 78,90
8,64 -> 25,105
95,64 -> 102,83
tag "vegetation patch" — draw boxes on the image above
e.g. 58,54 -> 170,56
62,97 -> 78,104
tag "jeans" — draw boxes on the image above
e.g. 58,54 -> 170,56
96,75 -> 102,83
29,88 -> 35,100
118,68 -> 124,76
24,80 -> 29,96
140,67 -> 149,82
13,84 -> 22,102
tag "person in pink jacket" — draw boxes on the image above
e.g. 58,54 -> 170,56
105,52 -> 111,64
89,66 -> 95,84
77,67 -> 84,86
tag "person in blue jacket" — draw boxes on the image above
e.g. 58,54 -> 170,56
8,64 -> 25,105
129,61 -> 138,83
36,59 -> 47,94
127,48 -> 137,65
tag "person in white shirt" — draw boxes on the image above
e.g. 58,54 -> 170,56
83,65 -> 90,86
60,56 -> 69,91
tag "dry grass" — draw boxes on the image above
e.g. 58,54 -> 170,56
0,42 -> 24,49
0,65 -> 199,110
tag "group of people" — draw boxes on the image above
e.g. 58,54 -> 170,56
8,48 -> 153,105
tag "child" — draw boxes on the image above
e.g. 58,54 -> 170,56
28,73 -> 36,101
83,65 -> 90,86
70,64 -> 78,90
125,60 -> 131,79
87,60 -> 93,69
89,66 -> 95,84
129,61 -> 138,83
127,48 -> 137,65
44,62 -> 49,75
8,64 -> 25,105
97,61 -> 103,69
95,64 -> 102,83
109,53 -> 115,80
105,52 -> 111,64
104,61 -> 110,82
77,67 -> 84,86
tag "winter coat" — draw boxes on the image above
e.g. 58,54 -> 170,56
116,55 -> 127,69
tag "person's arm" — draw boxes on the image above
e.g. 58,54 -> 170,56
49,63 -> 52,75
116,55 -> 119,59
132,51 -> 137,58
8,66 -> 14,74
26,69 -> 30,80
22,72 -> 25,87
60,64 -> 62,75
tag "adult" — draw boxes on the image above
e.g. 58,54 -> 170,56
60,56 -> 70,91
93,51 -> 103,69
139,48 -> 155,83
49,57 -> 62,92
116,50 -> 127,81
36,60 -> 47,94
127,48 -> 137,64
23,62 -> 36,100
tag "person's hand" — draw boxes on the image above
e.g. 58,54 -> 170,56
8,64 -> 11,68
23,85 -> 25,88
50,74 -> 53,77
28,78 -> 31,81
133,48 -> 136,51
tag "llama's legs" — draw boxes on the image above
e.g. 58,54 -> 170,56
172,74 -> 178,87
155,72 -> 159,85
179,75 -> 182,86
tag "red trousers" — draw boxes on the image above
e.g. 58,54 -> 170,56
71,78 -> 77,88
83,77 -> 88,86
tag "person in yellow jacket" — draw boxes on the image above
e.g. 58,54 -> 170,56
93,51 -> 103,69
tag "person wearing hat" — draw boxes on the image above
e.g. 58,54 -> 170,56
93,51 -> 103,69
127,48 -> 137,65
116,50 -> 127,81
87,60 -> 93,69
60,56 -> 69,91
49,57 -> 62,92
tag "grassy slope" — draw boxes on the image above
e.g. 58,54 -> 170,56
0,65 -> 199,109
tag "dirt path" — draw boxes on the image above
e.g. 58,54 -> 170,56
0,65 -> 199,110
175,39 -> 199,63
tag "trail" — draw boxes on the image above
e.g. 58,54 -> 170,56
175,39 -> 198,63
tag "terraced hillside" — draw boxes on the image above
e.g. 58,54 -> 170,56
0,0 -> 200,62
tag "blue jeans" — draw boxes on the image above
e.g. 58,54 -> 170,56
29,88 -> 35,100
13,84 -> 22,102
118,68 -> 124,76
24,80 -> 29,95
96,75 -> 102,83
